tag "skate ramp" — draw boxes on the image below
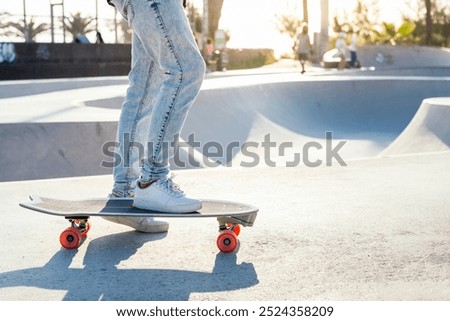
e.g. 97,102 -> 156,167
381,97 -> 450,156
1,73 -> 449,181
357,45 -> 450,70
181,76 -> 450,167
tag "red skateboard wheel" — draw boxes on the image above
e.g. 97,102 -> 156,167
59,227 -> 82,250
216,230 -> 238,253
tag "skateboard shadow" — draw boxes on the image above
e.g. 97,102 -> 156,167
0,231 -> 258,300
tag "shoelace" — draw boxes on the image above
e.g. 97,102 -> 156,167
157,177 -> 185,197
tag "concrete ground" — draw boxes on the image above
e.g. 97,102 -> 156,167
0,59 -> 449,301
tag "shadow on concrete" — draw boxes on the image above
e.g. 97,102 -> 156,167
84,96 -> 124,109
0,231 -> 258,300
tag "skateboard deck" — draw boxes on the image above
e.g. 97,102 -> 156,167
20,195 -> 258,253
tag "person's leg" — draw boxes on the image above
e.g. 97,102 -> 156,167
338,55 -> 346,70
112,32 -> 163,198
109,2 -> 147,198
132,0 -> 204,180
123,0 -> 205,212
106,32 -> 169,232
299,53 -> 306,73
106,0 -> 173,231
350,51 -> 357,67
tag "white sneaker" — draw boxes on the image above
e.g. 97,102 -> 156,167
133,177 -> 202,213
102,194 -> 169,233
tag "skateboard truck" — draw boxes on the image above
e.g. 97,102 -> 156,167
217,212 -> 257,228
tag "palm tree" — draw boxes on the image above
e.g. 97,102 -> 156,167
119,20 -> 132,43
276,14 -> 304,40
424,0 -> 432,45
276,14 -> 304,55
6,16 -> 49,42
303,0 -> 308,23
208,0 -> 224,39
0,12 -> 12,39
64,12 -> 96,42
0,12 -> 10,29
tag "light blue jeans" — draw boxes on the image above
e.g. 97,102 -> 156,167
109,0 -> 205,197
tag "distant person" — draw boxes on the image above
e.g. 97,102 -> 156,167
296,25 -> 312,74
75,34 -> 90,44
205,38 -> 214,65
104,0 -> 205,233
348,29 -> 358,68
0,42 -> 16,64
335,32 -> 347,70
96,31 -> 105,44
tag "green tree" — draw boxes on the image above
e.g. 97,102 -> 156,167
430,1 -> 450,46
403,0 -> 450,47
187,3 -> 202,34
6,16 -> 49,42
332,0 -> 422,45
378,21 -> 416,44
333,0 -> 381,44
276,15 -> 304,41
64,12 -> 95,41
353,0 -> 380,43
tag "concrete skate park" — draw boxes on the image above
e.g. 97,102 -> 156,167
1,46 -> 450,300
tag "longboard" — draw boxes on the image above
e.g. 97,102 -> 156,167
20,195 -> 258,253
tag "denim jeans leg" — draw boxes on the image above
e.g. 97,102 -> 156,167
129,0 -> 205,182
112,31 -> 164,197
111,0 -> 204,192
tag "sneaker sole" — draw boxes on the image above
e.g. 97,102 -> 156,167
133,198 -> 202,214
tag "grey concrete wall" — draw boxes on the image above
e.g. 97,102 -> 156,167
0,43 -> 131,80
357,45 -> 450,69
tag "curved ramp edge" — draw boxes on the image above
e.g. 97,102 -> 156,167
381,97 -> 450,156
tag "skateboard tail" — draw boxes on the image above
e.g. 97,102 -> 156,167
19,195 -> 46,213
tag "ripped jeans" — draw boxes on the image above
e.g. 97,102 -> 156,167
108,0 -> 205,197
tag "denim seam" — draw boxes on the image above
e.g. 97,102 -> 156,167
125,60 -> 155,192
150,1 -> 183,178
124,1 -> 134,26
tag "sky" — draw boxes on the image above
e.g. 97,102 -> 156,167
1,0 -> 418,55
216,0 -> 409,54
